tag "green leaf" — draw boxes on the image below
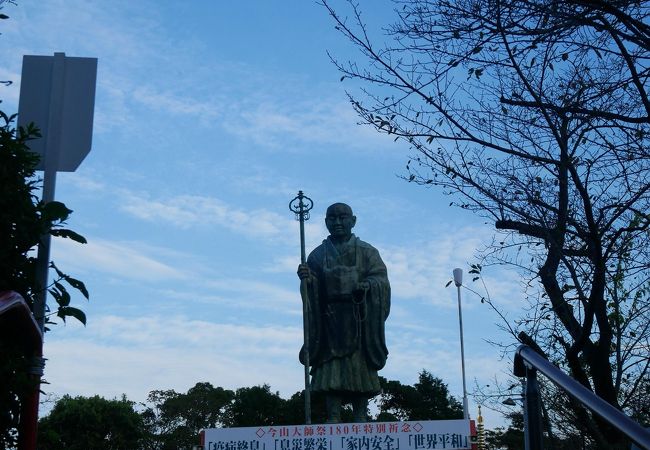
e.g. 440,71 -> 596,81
51,228 -> 87,243
445,280 -> 453,288
58,306 -> 87,325
0,14 -> 9,19
50,261 -> 65,278
43,201 -> 73,221
65,276 -> 89,299
48,288 -> 62,304
55,286 -> 71,307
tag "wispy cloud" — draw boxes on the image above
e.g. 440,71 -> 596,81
44,312 -> 508,411
223,95 -> 393,152
376,226 -> 525,312
51,232 -> 302,315
52,238 -> 188,282
379,227 -> 488,305
44,313 -> 305,401
119,190 -> 297,243
132,86 -> 221,122
200,278 -> 302,315
0,0 -> 395,157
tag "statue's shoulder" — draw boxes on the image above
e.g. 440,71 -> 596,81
307,241 -> 327,261
355,237 -> 380,254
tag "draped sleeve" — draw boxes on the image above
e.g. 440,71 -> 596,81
359,242 -> 391,370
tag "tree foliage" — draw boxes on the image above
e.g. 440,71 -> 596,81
322,0 -> 650,447
142,382 -> 234,450
36,371 -> 465,449
0,339 -> 34,448
377,371 -> 463,421
282,390 -> 351,425
0,112 -> 89,326
0,107 -> 89,449
222,384 -> 287,427
38,395 -> 145,450
483,411 -> 525,450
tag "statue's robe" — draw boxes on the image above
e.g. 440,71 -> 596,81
300,234 -> 390,396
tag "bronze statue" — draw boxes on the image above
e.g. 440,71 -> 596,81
297,203 -> 390,423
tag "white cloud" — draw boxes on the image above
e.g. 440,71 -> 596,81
119,190 -> 297,243
223,96 -> 393,152
91,314 -> 300,351
52,238 -> 188,282
263,255 -> 300,274
132,86 -> 221,121
65,173 -> 106,192
43,314 -> 306,402
379,227 -> 488,305
43,311 -> 508,416
200,278 -> 302,315
374,226 -> 525,313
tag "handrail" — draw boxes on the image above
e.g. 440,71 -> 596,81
514,344 -> 650,450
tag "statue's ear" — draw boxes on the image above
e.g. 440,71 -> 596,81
351,215 -> 357,228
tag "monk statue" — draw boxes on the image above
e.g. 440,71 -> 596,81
297,203 -> 390,423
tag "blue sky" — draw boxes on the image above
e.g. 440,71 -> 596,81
1,0 -> 527,427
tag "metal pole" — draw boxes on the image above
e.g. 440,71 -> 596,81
453,268 -> 469,420
290,191 -> 313,424
24,52 -> 66,450
522,379 -> 530,450
457,284 -> 469,419
525,368 -> 543,450
515,344 -> 650,449
34,52 -> 66,332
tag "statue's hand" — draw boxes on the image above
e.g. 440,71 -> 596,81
357,281 -> 370,291
297,263 -> 312,280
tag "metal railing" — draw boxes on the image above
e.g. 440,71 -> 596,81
514,344 -> 650,450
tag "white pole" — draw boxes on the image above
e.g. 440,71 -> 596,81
453,268 -> 469,420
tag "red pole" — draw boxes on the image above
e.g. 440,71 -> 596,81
0,292 -> 43,450
18,348 -> 42,450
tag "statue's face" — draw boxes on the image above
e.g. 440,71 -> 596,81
325,203 -> 356,240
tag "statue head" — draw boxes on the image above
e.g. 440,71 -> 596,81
325,203 -> 356,242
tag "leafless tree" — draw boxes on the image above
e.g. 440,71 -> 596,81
322,0 -> 650,447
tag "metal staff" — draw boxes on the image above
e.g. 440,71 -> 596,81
290,190 -> 314,424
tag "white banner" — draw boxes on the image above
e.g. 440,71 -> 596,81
202,420 -> 473,450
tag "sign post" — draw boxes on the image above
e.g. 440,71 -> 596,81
18,52 -> 97,331
16,52 -> 97,450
